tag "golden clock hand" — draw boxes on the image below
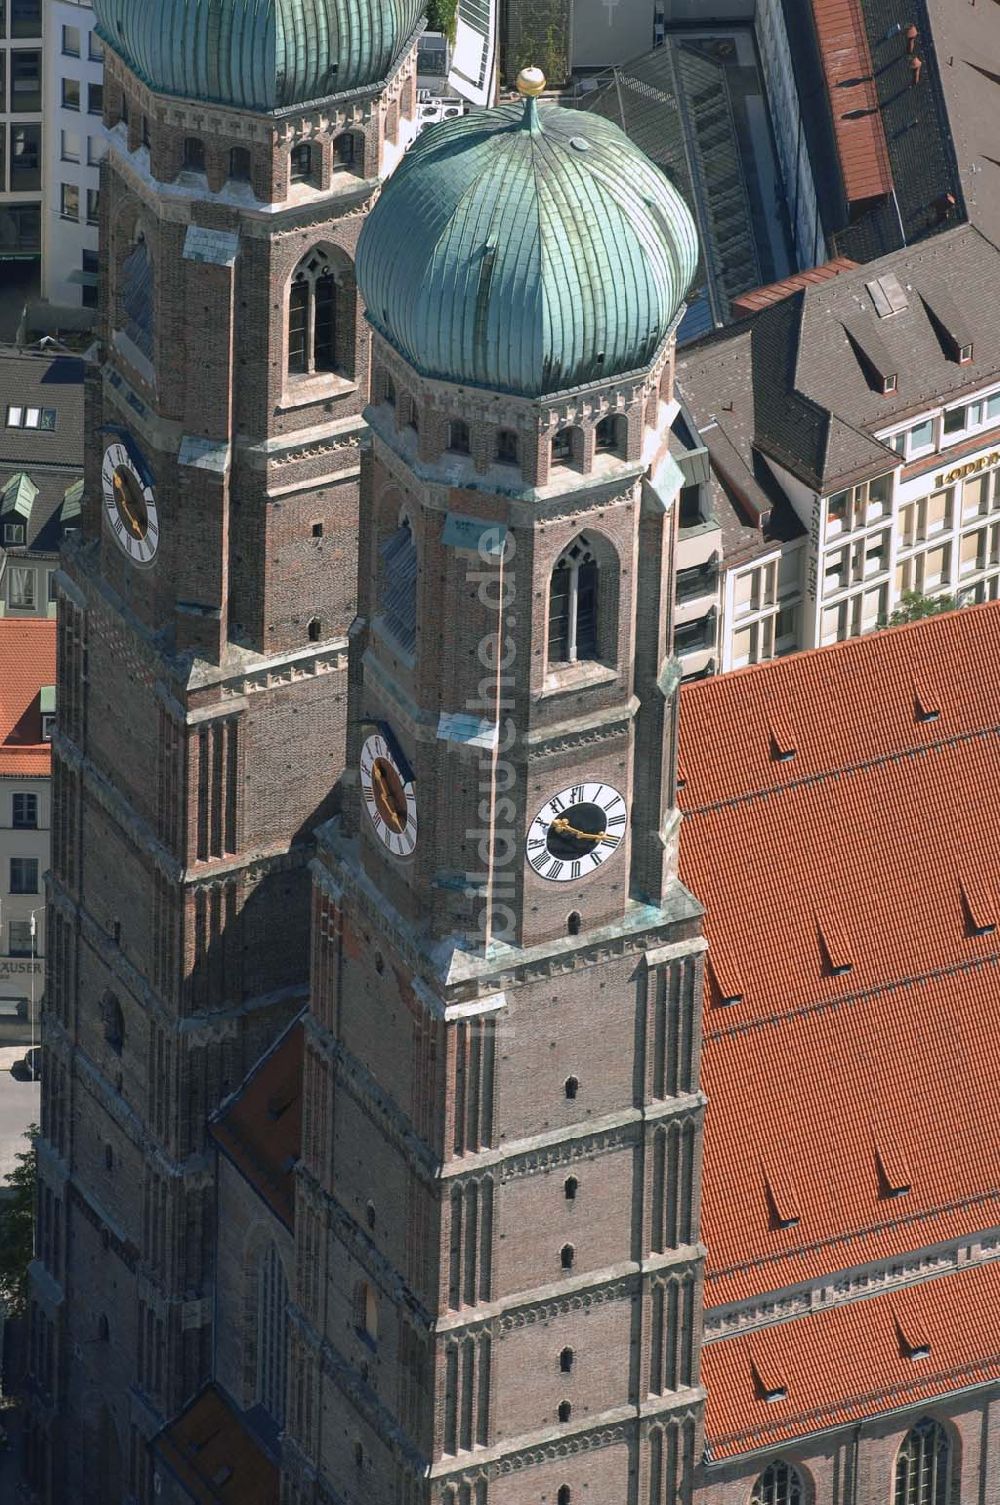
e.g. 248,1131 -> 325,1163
550,817 -> 606,842
114,475 -> 144,536
372,763 -> 405,830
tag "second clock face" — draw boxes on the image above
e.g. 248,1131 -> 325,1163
102,441 -> 159,566
526,782 -> 627,882
360,731 -> 417,858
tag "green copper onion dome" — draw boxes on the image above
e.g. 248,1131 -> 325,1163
93,0 -> 423,111
356,71 -> 699,399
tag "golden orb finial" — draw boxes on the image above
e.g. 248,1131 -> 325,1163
516,66 -> 547,97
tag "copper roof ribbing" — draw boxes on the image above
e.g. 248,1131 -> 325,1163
812,0 -> 894,204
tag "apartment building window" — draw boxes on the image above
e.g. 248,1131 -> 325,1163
732,615 -> 774,669
824,547 -> 848,595
889,416 -> 935,459
821,601 -> 849,645
89,32 -> 103,61
676,560 -> 718,603
8,566 -> 35,607
11,0 -> 42,38
88,82 -> 103,115
926,488 -> 951,537
962,473 -> 994,520
958,526 -> 998,578
825,474 -> 892,537
775,603 -> 798,653
61,77 -> 80,112
86,189 -> 100,224
922,544 -> 950,591
10,857 -> 38,894
60,130 -> 80,163
60,184 -> 79,221
87,135 -> 106,166
62,23 -> 80,55
675,616 -> 713,654
8,920 -> 33,957
12,793 -> 37,829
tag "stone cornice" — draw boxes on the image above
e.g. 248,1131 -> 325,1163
704,1229 -> 1000,1340
312,827 -> 703,1001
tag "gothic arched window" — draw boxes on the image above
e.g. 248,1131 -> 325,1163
121,233 -> 154,360
290,142 -> 317,185
750,1461 -> 804,1505
895,1419 -> 950,1505
256,1243 -> 288,1423
288,248 -> 342,378
333,132 -> 360,169
548,534 -> 599,666
182,136 -> 205,172
379,514 -> 417,653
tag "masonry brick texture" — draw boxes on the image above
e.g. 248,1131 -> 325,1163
26,27 -> 1000,1505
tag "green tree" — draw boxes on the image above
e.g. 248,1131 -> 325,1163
0,1126 -> 38,1316
882,591 -> 963,628
426,0 -> 458,40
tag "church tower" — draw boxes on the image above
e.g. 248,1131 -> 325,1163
292,73 -> 708,1505
27,1 -> 423,1499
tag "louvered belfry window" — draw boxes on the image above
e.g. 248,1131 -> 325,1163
379,518 -> 417,653
256,1243 -> 288,1424
121,234 -> 154,359
288,249 -> 338,377
549,535 -> 598,665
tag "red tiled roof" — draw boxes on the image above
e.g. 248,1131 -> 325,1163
153,1384 -> 278,1505
703,1259 -> 1000,1459
0,617 -> 55,778
698,964 -> 1000,1305
731,258 -> 859,316
811,0 -> 893,204
678,604 -> 1000,1304
211,1022 -> 302,1230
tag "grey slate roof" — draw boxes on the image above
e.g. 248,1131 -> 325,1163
922,0 -> 1000,250
0,347 -> 85,553
676,225 -> 1000,504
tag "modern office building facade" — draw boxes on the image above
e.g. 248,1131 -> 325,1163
41,0 -> 103,315
0,0 -> 43,262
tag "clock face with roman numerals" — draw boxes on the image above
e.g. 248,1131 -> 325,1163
102,441 -> 159,566
526,782 -> 627,882
360,731 -> 417,858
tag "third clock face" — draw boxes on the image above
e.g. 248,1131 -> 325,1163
526,782 -> 627,882
360,731 -> 417,858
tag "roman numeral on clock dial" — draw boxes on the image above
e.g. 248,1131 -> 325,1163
526,781 -> 627,882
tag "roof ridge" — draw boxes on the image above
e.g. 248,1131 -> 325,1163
684,600 -> 1000,697
705,949 -> 1000,1046
705,1189 -> 1000,1286
685,721 -> 1000,820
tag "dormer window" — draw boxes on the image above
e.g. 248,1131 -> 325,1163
959,343 -> 973,364
882,372 -> 897,394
